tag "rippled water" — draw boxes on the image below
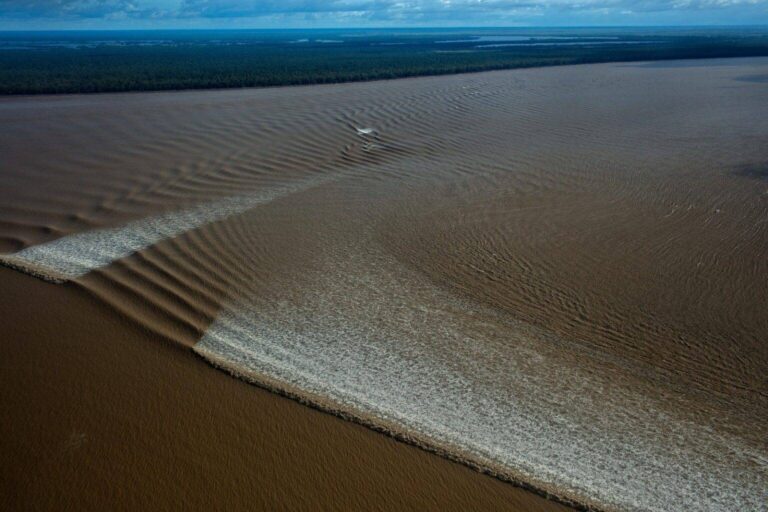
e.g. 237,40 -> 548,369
1,59 -> 767,511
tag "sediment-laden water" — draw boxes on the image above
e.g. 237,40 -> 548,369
2,58 -> 767,511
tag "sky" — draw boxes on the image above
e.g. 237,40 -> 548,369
0,0 -> 767,30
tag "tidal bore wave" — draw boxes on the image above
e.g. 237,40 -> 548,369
192,240 -> 767,512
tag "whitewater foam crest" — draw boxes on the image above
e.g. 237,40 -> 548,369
194,244 -> 768,512
0,175 -> 333,282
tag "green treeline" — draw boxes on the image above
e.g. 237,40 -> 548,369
1,31 -> 767,95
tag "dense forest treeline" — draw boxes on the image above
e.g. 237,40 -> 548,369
1,29 -> 767,94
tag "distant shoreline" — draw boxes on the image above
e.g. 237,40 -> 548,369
2,53 -> 768,97
2,27 -> 767,95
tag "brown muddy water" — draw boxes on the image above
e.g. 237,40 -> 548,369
1,58 -> 767,511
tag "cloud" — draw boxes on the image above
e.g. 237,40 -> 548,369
0,0 -> 168,19
178,0 -> 386,18
174,0 -> 765,20
0,0 -> 765,24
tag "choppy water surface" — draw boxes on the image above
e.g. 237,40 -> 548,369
1,59 -> 767,511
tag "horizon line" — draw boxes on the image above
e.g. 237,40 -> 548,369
2,24 -> 768,33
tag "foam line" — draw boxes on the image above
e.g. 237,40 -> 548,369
194,246 -> 768,512
0,176 -> 332,282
